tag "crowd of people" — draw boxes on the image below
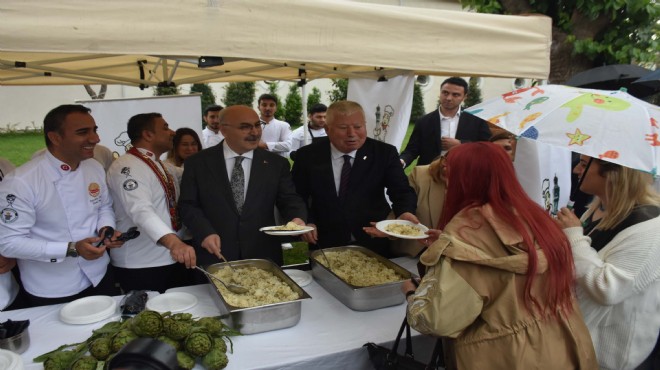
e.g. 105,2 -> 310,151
0,77 -> 658,369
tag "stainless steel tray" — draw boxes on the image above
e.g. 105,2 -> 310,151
205,259 -> 311,335
310,245 -> 414,311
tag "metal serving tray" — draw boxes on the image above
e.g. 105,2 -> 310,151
205,259 -> 311,335
310,245 -> 414,311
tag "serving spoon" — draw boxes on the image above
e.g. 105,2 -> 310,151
194,266 -> 248,294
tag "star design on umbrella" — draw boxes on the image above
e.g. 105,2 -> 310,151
566,128 -> 591,146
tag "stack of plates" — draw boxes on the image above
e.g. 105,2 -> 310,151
145,292 -> 198,313
283,269 -> 312,287
59,296 -> 117,325
0,349 -> 23,370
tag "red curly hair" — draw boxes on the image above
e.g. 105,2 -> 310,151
438,142 -> 575,315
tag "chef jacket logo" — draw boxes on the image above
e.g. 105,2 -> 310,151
88,182 -> 101,198
1,194 -> 18,223
120,167 -> 131,177
123,179 -> 138,191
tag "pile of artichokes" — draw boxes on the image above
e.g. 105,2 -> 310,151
34,310 -> 240,370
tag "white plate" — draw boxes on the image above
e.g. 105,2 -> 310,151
0,349 -> 23,370
283,269 -> 312,287
259,225 -> 314,236
60,295 -> 117,325
375,220 -> 429,240
145,292 -> 198,313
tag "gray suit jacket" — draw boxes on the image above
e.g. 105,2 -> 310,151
178,142 -> 307,266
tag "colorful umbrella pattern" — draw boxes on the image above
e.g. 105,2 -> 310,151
466,85 -> 660,174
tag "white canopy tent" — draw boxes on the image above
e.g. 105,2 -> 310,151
0,0 -> 552,87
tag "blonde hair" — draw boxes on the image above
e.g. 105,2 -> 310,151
586,160 -> 660,230
326,101 -> 365,126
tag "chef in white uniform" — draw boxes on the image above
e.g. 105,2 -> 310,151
0,105 -> 124,307
107,113 -> 196,293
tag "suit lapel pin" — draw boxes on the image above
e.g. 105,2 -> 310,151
363,156 -> 367,160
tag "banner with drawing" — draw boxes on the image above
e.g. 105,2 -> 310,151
347,74 -> 415,151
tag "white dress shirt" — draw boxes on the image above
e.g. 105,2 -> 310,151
439,108 -> 461,140
107,148 -> 185,269
261,118 -> 292,157
290,125 -> 327,153
202,127 -> 224,149
223,142 -> 253,201
330,144 -> 356,196
0,151 -> 114,298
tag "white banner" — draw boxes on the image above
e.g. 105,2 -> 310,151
78,95 -> 202,159
514,137 -> 572,215
347,74 -> 415,151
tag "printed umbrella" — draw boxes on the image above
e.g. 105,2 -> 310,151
465,85 -> 660,174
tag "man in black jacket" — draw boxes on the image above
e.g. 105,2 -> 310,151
292,101 -> 418,257
400,77 -> 491,167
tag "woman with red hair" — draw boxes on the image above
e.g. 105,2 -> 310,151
402,142 -> 596,369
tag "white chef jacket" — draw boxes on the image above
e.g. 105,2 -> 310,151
0,273 -> 18,310
107,148 -> 185,268
0,151 -> 114,298
202,127 -> 224,149
261,118 -> 292,157
290,126 -> 327,153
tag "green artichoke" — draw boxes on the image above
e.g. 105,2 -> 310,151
185,332 -> 213,357
157,335 -> 181,351
202,347 -> 229,370
132,310 -> 163,337
71,355 -> 98,370
89,337 -> 112,360
196,317 -> 224,336
176,351 -> 196,370
171,312 -> 193,321
163,317 -> 192,340
43,350 -> 79,370
213,337 -> 227,353
111,329 -> 138,353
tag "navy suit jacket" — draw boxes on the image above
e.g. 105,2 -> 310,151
178,142 -> 307,266
292,137 -> 417,256
400,109 -> 491,167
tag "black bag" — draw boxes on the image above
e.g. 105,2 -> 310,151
364,316 -> 442,370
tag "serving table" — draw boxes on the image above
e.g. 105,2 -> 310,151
0,257 -> 436,370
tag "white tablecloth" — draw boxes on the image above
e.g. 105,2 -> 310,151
0,257 -> 436,370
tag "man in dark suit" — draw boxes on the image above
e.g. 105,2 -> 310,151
400,77 -> 491,167
292,101 -> 418,257
178,105 -> 307,268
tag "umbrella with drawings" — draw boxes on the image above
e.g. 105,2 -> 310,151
465,85 -> 660,174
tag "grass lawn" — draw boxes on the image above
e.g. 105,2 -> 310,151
1,132 -> 46,167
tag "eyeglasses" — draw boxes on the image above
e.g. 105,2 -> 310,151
223,123 -> 262,132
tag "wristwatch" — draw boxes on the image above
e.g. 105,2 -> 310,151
66,242 -> 79,258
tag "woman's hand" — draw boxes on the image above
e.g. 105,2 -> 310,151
363,222 -> 389,238
556,207 -> 582,229
419,228 -> 441,246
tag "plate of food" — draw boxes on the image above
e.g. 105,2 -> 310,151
375,220 -> 429,240
260,222 -> 314,236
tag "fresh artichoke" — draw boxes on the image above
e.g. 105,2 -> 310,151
213,337 -> 227,353
163,317 -> 192,340
43,350 -> 79,370
111,329 -> 138,353
196,317 -> 224,336
71,355 -> 98,370
176,351 -> 196,370
132,310 -> 163,337
185,331 -> 213,357
157,335 -> 181,351
89,337 -> 112,360
202,347 -> 229,370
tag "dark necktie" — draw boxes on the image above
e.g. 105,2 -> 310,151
230,156 -> 245,213
338,155 -> 352,202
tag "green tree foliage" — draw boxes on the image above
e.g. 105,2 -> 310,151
283,84 -> 303,127
464,78 -> 483,108
190,83 -> 216,128
266,82 -> 285,120
328,78 -> 348,102
223,82 -> 255,107
460,0 -> 659,83
306,87 -> 323,112
153,84 -> 181,96
409,83 -> 426,123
